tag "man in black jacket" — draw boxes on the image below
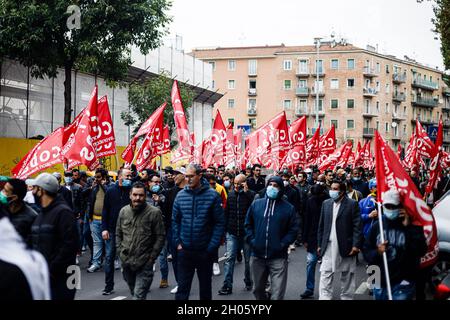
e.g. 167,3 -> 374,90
317,180 -> 362,300
218,174 -> 256,295
101,168 -> 132,295
1,178 -> 37,243
247,164 -> 265,193
29,173 -> 79,300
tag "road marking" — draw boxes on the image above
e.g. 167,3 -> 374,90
355,282 -> 369,295
110,296 -> 127,300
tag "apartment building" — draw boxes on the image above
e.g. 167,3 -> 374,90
192,42 -> 450,152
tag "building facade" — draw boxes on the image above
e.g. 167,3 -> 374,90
192,43 -> 450,152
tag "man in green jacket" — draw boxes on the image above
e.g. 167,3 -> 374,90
116,182 -> 166,300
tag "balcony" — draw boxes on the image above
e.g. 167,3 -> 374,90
392,112 -> 407,121
248,88 -> 257,96
311,87 -> 325,96
393,73 -> 407,84
295,87 -> 310,97
443,87 -> 450,97
295,106 -> 309,116
296,68 -> 310,77
391,133 -> 406,141
443,119 -> 450,128
309,108 -> 325,117
363,87 -> 378,97
412,78 -> 439,91
411,117 -> 435,126
444,134 -> 450,144
247,107 -> 257,116
312,67 -> 325,77
412,96 -> 439,108
363,66 -> 378,78
362,107 -> 379,118
392,92 -> 406,102
363,128 -> 375,138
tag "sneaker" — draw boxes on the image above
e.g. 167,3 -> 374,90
289,244 -> 296,251
114,259 -> 121,270
300,290 -> 314,299
87,264 -> 100,273
82,245 -> 87,252
167,254 -> 173,262
213,262 -> 221,276
244,282 -> 253,291
76,257 -> 80,265
218,287 -> 232,295
153,264 -> 156,272
170,286 -> 178,294
159,279 -> 169,288
102,289 -> 115,295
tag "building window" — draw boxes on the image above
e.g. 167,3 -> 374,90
249,118 -> 257,128
298,79 -> 307,88
386,83 -> 390,94
376,81 -> 381,91
347,79 -> 355,88
347,119 -> 355,129
331,79 -> 339,89
347,99 -> 355,109
331,99 -> 339,109
376,101 -> 380,113
283,100 -> 292,110
376,121 -> 380,130
283,60 -> 292,70
313,99 -> 324,111
212,80 -> 215,89
347,59 -> 355,70
228,99 -> 235,109
298,59 -> 309,73
331,59 -> 339,70
315,60 -> 324,74
209,61 -> 216,71
228,118 -> 235,126
248,59 -> 257,75
249,98 -> 256,109
228,80 -> 235,89
385,103 -> 389,114
228,60 -> 236,71
376,62 -> 381,73
385,122 -> 389,133
386,64 -> 390,74
331,120 -> 338,129
249,79 -> 257,89
284,80 -> 292,90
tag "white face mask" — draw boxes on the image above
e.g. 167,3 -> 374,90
283,181 -> 289,187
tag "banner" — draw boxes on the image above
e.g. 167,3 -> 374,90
94,96 -> 116,158
306,125 -> 321,166
375,130 -> 438,268
425,118 -> 443,195
318,125 -> 336,163
171,80 -> 193,155
318,141 -> 352,171
281,116 -> 307,168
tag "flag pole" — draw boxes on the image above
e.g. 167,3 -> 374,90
376,201 -> 393,300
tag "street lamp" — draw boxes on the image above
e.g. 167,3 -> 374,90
314,37 -> 322,131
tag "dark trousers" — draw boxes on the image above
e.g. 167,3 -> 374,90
104,232 -> 116,291
51,277 -> 76,300
416,265 -> 433,300
175,249 -> 213,300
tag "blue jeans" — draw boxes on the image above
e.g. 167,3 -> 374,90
159,240 -> 169,280
90,220 -> 104,268
373,282 -> 416,300
104,232 -> 116,291
223,233 -> 252,289
306,251 -> 318,292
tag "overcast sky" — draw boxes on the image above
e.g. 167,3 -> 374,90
167,0 -> 445,71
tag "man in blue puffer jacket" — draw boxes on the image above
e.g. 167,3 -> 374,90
359,179 -> 377,240
172,164 -> 225,300
245,176 -> 299,300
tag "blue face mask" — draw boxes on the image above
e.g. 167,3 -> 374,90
65,177 -> 73,184
266,186 -> 279,200
224,181 -> 231,189
384,208 -> 400,220
122,179 -> 132,188
352,177 -> 361,181
329,190 -> 341,201
151,185 -> 161,193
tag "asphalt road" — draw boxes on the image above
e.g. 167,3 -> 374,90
75,245 -> 373,300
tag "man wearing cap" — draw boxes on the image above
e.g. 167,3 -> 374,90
245,176 -> 299,300
359,179 -> 378,240
363,189 -> 427,300
29,173 -> 79,300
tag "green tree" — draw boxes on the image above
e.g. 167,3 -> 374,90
0,0 -> 172,126
417,0 -> 450,72
123,72 -> 195,145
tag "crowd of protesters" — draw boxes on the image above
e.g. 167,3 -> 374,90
0,161 -> 449,300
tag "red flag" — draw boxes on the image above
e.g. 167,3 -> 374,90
121,103 -> 167,164
318,141 -> 352,171
306,125 -> 321,166
61,86 -> 99,170
415,120 -> 435,158
12,127 -> 64,179
441,151 -> 450,170
354,141 -> 368,168
93,96 -> 116,158
210,110 -> 227,166
319,125 -> 336,163
281,116 -> 307,168
156,125 -> 171,156
135,108 -> 165,171
234,129 -> 244,169
425,118 -> 444,195
402,134 -> 420,171
171,80 -> 193,154
375,130 -> 438,268
224,123 -> 235,166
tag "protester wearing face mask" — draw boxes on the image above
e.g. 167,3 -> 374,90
350,168 -> 370,198
359,179 -> 378,240
317,180 -> 362,300
28,173 -> 79,300
363,189 -> 427,300
245,176 -> 299,300
222,173 -> 234,192
116,182 -> 166,300
101,168 -> 132,295
0,178 -> 37,243
218,174 -> 256,295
